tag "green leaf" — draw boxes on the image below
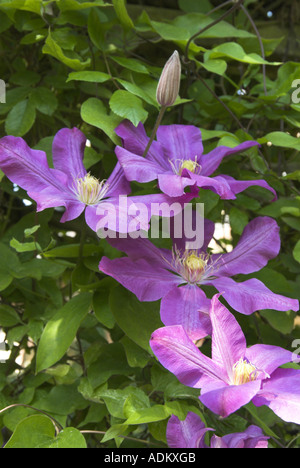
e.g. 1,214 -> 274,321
293,240 -> 300,263
5,99 -> 36,137
36,292 -> 92,372
0,304 -> 21,327
44,243 -> 101,258
24,225 -> 41,238
42,32 -> 90,71
81,97 -> 121,144
124,404 -> 170,425
30,87 -> 58,116
245,403 -> 279,439
205,42 -> 281,65
112,0 -> 134,30
4,415 -> 55,448
0,269 -> 13,292
4,414 -> 87,448
67,70 -> 110,83
10,238 -> 40,253
110,56 -> 149,74
57,0 -> 107,11
46,427 -> 87,448
259,131 -> 300,150
110,285 -> 163,352
109,90 -> 148,127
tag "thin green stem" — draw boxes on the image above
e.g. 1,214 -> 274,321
184,0 -> 244,62
0,404 -> 64,433
240,3 -> 267,95
80,430 -> 160,446
142,106 -> 166,158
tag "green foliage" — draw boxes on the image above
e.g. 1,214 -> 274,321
0,0 -> 299,449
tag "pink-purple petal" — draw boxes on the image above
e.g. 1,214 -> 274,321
253,368 -> 300,424
115,146 -> 164,183
245,344 -> 294,376
212,217 -> 281,277
160,285 -> 212,340
211,276 -> 299,314
156,124 -> 203,164
150,325 -> 226,387
158,173 -> 197,197
167,413 -> 212,448
199,141 -> 260,176
220,174 -> 277,200
199,379 -> 262,418
209,295 -> 246,382
99,256 -> 180,302
105,162 -> 131,198
0,135 -> 69,194
52,127 -> 87,182
188,173 -> 236,199
115,120 -> 170,169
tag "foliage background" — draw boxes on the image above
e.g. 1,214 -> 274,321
0,0 -> 300,448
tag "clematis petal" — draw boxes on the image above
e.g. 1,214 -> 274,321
209,295 -> 246,383
245,344 -> 294,376
167,413 -> 212,448
0,135 -> 69,193
99,256 -> 181,302
115,120 -> 170,169
220,174 -> 276,200
160,285 -> 212,340
253,368 -> 300,424
199,379 -> 262,418
150,325 -> 226,387
199,141 -> 260,176
102,236 -> 173,269
215,425 -> 269,449
28,185 -> 85,222
0,135 -> 77,216
212,217 -> 281,277
155,125 -> 203,163
52,127 -> 87,182
170,214 -> 215,254
187,173 -> 236,199
105,162 -> 131,198
211,277 -> 299,314
115,145 -> 165,183
158,173 -> 197,197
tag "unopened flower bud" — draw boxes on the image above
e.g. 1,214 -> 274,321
156,50 -> 181,107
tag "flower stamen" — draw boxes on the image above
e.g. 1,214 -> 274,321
73,174 -> 109,205
169,157 -> 201,176
232,358 -> 258,385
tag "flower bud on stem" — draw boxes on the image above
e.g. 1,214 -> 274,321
142,51 -> 181,158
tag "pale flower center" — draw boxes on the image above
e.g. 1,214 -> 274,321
74,174 -> 109,205
169,157 -> 201,176
179,159 -> 199,175
185,253 -> 206,273
170,249 -> 210,284
232,358 -> 258,385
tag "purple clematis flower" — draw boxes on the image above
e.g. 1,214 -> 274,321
114,121 -> 277,200
99,216 -> 299,339
167,412 -> 269,448
0,128 -> 196,233
150,294 -> 300,422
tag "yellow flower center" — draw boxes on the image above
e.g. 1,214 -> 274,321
185,253 -> 206,273
180,159 -> 198,174
170,249 -> 209,284
232,358 -> 257,385
75,174 -> 109,205
169,157 -> 201,176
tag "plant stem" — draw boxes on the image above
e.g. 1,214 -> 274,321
142,106 -> 166,158
240,3 -> 267,96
